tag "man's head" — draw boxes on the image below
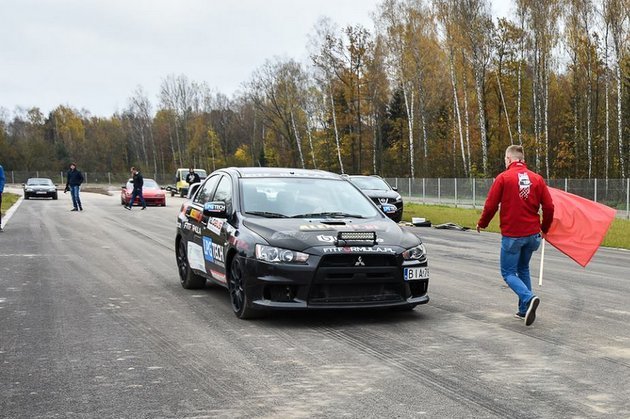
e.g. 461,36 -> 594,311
70,163 -> 76,170
130,166 -> 137,174
505,145 -> 524,168
189,167 -> 194,173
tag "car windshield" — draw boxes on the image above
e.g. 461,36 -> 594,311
350,176 -> 391,190
27,178 -> 53,186
240,177 -> 380,218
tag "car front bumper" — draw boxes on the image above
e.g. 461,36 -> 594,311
242,255 -> 429,310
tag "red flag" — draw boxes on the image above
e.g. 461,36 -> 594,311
544,188 -> 616,267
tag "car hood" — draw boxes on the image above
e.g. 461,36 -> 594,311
26,185 -> 55,190
242,216 -> 420,252
359,189 -> 401,199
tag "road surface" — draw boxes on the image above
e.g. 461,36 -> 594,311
1,191 -> 629,418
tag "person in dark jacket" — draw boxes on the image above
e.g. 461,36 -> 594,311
185,167 -> 201,185
476,145 -> 554,326
125,167 -> 146,210
64,162 -> 84,211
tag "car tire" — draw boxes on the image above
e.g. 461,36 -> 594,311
228,255 -> 259,319
176,240 -> 206,289
179,190 -> 185,198
53,193 -> 58,200
171,191 -> 175,197
24,194 -> 29,200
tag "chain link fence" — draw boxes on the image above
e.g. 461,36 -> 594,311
4,171 -> 629,218
385,177 -> 630,219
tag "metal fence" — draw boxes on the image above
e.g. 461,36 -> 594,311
385,177 -> 630,219
4,171 -> 629,218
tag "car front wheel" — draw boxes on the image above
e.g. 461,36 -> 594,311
176,240 -> 206,289
228,256 -> 258,319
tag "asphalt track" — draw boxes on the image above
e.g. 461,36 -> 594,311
1,190 -> 629,418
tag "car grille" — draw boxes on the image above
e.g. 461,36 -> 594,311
309,254 -> 404,305
370,197 -> 402,209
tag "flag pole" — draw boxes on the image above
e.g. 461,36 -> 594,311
538,238 -> 546,286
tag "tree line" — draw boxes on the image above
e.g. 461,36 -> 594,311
0,0 -> 628,179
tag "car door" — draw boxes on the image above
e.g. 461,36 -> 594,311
202,174 -> 233,284
183,174 -> 221,278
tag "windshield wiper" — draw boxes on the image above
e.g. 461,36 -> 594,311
291,212 -> 365,219
245,211 -> 288,218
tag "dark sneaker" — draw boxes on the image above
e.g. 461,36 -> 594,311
141,207 -> 146,210
71,208 -> 78,211
525,296 -> 540,326
513,312 -> 525,320
125,206 -> 131,210
79,207 -> 83,211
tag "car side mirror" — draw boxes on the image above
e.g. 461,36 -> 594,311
203,201 -> 227,218
392,186 -> 398,192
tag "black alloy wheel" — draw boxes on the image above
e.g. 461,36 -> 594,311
176,240 -> 205,289
228,256 -> 257,319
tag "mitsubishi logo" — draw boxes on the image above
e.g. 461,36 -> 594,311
379,198 -> 388,204
355,256 -> 365,267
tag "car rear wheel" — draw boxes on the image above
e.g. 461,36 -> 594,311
176,240 -> 206,289
53,193 -> 58,200
228,256 -> 258,319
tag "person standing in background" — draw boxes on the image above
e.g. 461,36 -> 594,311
125,167 -> 147,210
65,162 -> 84,211
0,163 -> 5,231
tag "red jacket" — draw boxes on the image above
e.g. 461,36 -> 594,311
477,161 -> 554,237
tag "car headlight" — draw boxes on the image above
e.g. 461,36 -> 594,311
255,244 -> 309,264
394,194 -> 402,202
403,244 -> 427,260
25,188 -> 33,192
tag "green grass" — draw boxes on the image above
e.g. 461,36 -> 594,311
405,203 -> 630,250
1,192 -> 20,218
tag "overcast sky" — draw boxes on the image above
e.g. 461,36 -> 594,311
1,0 -> 512,117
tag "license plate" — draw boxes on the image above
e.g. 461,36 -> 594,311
36,191 -> 46,194
404,267 -> 429,281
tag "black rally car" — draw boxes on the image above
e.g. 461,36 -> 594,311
175,167 -> 429,319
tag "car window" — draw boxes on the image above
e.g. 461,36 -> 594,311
240,177 -> 379,218
195,174 -> 221,204
213,176 -> 232,208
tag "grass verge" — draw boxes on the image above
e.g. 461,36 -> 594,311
1,192 -> 20,218
405,203 -> 630,250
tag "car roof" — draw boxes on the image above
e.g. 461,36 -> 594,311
222,167 -> 343,180
27,177 -> 53,182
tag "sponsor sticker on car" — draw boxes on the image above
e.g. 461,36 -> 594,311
187,242 -> 206,273
403,267 -> 429,281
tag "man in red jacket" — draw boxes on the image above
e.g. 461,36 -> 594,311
477,145 -> 554,326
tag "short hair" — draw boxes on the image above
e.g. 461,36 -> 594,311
130,166 -> 136,171
505,145 -> 524,161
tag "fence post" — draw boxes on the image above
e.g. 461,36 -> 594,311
408,178 -> 412,198
594,178 -> 597,202
422,178 -> 425,203
11,171 -> 14,184
626,178 -> 629,220
60,171 -> 63,184
438,178 -> 441,204
85,172 -> 88,184
472,178 -> 476,209
454,178 -> 458,207
36,171 -> 39,177
564,178 -> 568,192
108,172 -> 111,185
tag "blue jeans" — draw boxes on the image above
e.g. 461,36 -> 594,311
70,185 -> 82,209
129,188 -> 146,208
500,233 -> 541,315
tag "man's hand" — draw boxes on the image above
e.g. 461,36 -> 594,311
476,224 -> 482,233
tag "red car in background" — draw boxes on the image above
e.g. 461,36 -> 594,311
120,178 -> 166,207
